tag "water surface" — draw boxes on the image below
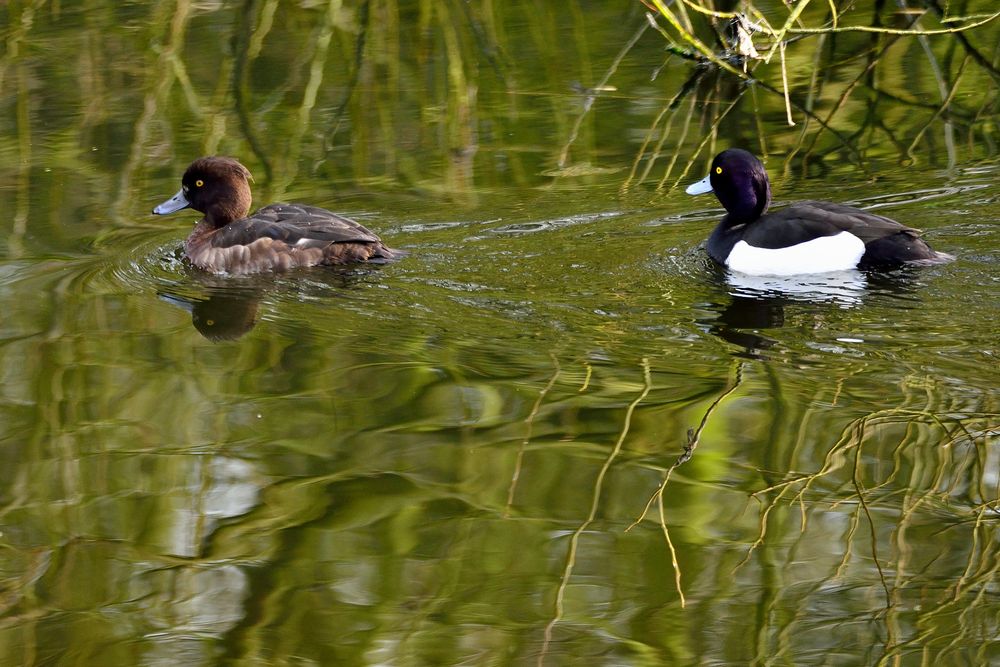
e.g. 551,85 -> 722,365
1,1 -> 998,665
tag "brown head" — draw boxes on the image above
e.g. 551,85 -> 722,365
153,156 -> 254,227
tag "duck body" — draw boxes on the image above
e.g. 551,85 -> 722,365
687,149 -> 950,276
154,157 -> 399,275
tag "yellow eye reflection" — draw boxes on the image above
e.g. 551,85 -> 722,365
195,179 -> 204,187
715,166 -> 723,174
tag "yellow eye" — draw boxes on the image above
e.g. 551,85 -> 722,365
715,166 -> 723,174
195,179 -> 204,187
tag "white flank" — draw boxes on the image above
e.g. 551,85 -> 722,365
727,231 -> 865,276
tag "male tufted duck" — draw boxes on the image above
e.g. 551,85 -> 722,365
686,149 -> 950,275
153,156 -> 400,275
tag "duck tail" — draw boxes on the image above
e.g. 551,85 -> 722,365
370,244 -> 407,263
907,250 -> 954,266
860,232 -> 952,269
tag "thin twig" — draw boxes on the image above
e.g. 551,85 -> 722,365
504,354 -> 561,518
627,361 -> 744,605
779,40 -> 795,126
787,10 -> 1000,35
556,21 -> 648,169
539,359 -> 652,662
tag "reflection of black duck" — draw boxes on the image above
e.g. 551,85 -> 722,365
686,149 -> 952,275
705,295 -> 784,359
153,156 -> 401,275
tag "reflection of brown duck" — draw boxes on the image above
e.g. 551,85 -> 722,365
153,156 -> 400,275
160,290 -> 260,341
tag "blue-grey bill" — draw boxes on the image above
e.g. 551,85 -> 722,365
685,174 -> 713,195
153,188 -> 190,215
158,293 -> 194,312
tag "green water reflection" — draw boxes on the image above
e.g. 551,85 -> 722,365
1,1 -> 999,665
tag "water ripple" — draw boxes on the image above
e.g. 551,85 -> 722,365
853,184 -> 990,210
487,210 -> 624,235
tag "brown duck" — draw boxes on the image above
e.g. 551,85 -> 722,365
153,156 -> 400,274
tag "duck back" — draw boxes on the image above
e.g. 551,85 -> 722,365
185,204 -> 399,274
744,201 -> 947,268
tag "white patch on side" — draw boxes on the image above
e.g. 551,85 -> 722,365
726,231 -> 865,276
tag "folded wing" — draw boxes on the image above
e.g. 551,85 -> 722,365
212,204 -> 384,249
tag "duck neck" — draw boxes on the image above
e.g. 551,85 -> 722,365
185,219 -> 215,256
707,218 -> 744,264
204,192 -> 251,228
719,171 -> 770,226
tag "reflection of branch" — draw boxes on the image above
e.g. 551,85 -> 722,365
233,0 -> 273,184
504,354 -> 561,518
627,359 -> 744,607
851,434 -> 891,607
323,0 -> 371,153
539,359 -> 651,663
630,62 -> 870,191
879,497 -> 1000,663
457,0 -> 508,86
869,87 -> 967,116
556,21 -> 648,169
795,14 -> 895,166
662,90 -> 747,190
117,0 -> 195,223
906,56 -> 970,162
742,408 -> 998,579
273,0 -> 339,198
673,361 -> 745,469
622,68 -> 703,191
905,0 -> 957,167
925,2 -> 1000,82
753,77 -> 868,167
11,27 -> 32,259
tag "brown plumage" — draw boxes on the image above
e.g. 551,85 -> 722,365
153,156 -> 400,275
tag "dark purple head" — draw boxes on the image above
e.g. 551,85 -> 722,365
686,149 -> 772,224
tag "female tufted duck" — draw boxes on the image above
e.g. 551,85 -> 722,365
686,149 -> 950,275
153,156 -> 400,275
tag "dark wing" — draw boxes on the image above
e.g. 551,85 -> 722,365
212,204 -> 384,248
743,201 -> 920,249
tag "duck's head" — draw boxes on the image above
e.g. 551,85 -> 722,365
153,156 -> 253,227
686,148 -> 771,224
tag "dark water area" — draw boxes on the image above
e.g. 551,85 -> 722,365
1,1 -> 998,665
